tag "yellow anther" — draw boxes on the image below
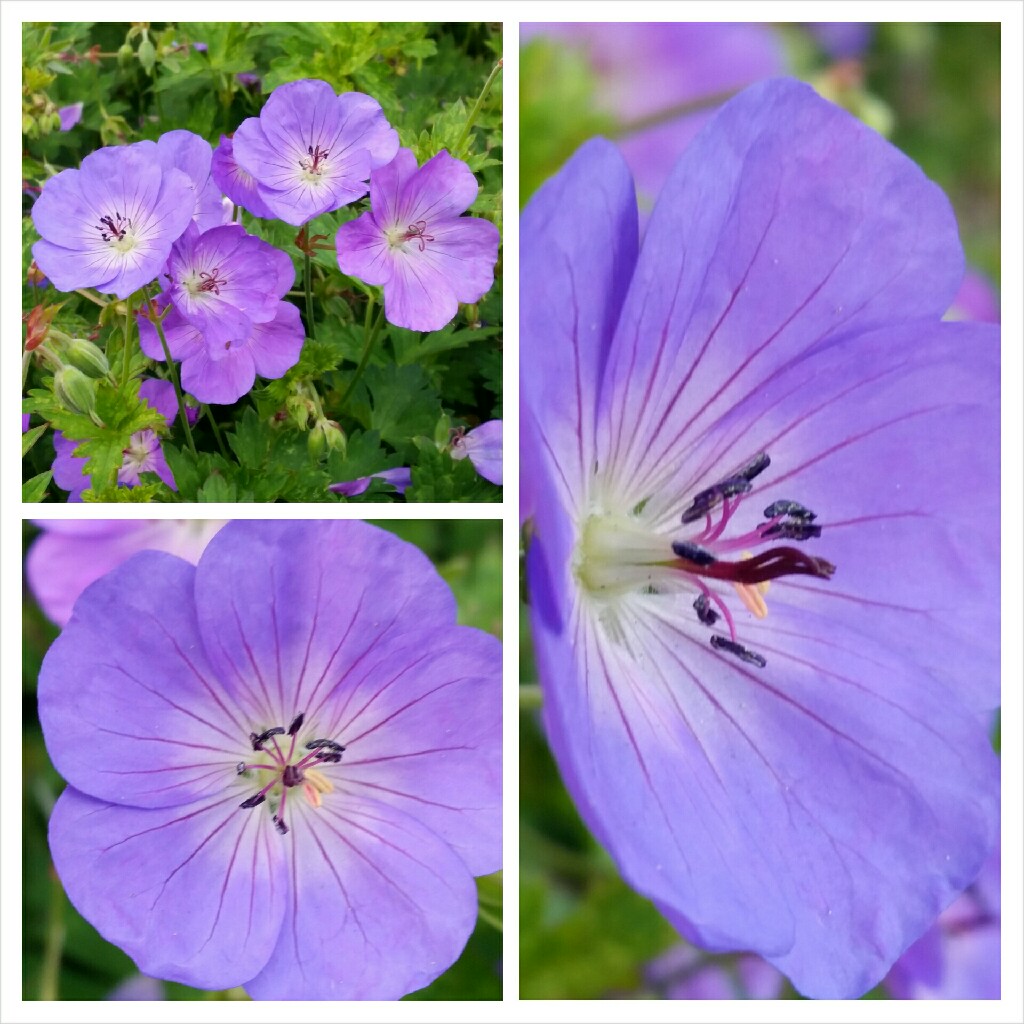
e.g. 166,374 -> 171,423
302,782 -> 322,807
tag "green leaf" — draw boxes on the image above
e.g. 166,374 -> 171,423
351,364 -> 443,448
22,470 -> 52,503
406,444 -> 501,503
22,423 -> 48,457
197,473 -> 237,502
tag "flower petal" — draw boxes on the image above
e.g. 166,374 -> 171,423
521,137 -> 638,513
192,521 -> 458,726
179,340 -> 257,405
248,301 -> 305,380
316,626 -> 502,875
243,794 -> 477,999
398,149 -> 479,224
532,528 -> 998,998
596,78 -> 965,498
39,551 -> 250,807
50,786 -> 286,989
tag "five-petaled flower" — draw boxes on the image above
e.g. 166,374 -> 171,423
336,148 -> 500,332
231,78 -> 399,226
31,142 -> 194,299
521,78 -> 999,999
137,223 -> 304,404
40,520 -> 501,999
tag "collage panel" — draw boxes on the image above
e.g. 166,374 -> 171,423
21,21 -> 502,504
22,518 -> 502,1000
519,20 -> 1002,1003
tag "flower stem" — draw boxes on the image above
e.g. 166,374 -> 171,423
120,291 -> 134,389
519,683 -> 543,710
38,869 -> 66,1001
609,88 -> 740,138
74,288 -> 108,308
142,284 -> 198,458
337,297 -> 384,411
303,247 -> 316,341
454,58 -> 502,156
204,403 -> 230,459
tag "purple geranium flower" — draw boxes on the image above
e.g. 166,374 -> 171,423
232,78 -> 399,226
451,419 -> 503,485
328,467 -> 412,497
162,222 -> 293,346
57,102 -> 83,131
31,143 -> 194,298
336,149 -> 500,331
27,518 -> 225,627
521,79 -> 999,998
116,428 -> 176,489
40,520 -> 501,998
211,134 -> 277,219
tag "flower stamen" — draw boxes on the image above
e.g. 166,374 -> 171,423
237,713 -> 346,835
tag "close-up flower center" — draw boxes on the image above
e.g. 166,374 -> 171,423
182,264 -> 230,300
385,219 -> 436,253
298,143 -> 331,181
575,451 -> 835,667
235,711 -> 346,835
94,210 -> 138,253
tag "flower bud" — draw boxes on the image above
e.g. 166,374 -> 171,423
117,42 -> 135,66
137,38 -> 157,73
321,419 -> 347,455
307,422 -> 326,460
64,338 -> 111,379
53,366 -> 98,418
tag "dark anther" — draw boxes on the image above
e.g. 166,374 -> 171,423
251,726 -> 285,750
763,499 -> 816,521
710,634 -> 767,668
287,712 -> 305,736
305,738 -> 344,752
717,477 -> 753,499
735,451 -> 771,482
761,521 -> 822,541
680,487 -> 722,524
273,815 -> 289,835
281,764 -> 305,788
317,752 -> 343,764
693,594 -> 719,626
240,793 -> 266,809
671,541 -> 717,566
680,452 -> 770,523
236,762 -> 247,775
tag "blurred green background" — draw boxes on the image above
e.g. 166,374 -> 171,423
520,21 -> 1000,1000
23,518 -> 502,1001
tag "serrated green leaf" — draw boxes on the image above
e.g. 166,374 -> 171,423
22,470 -> 52,503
